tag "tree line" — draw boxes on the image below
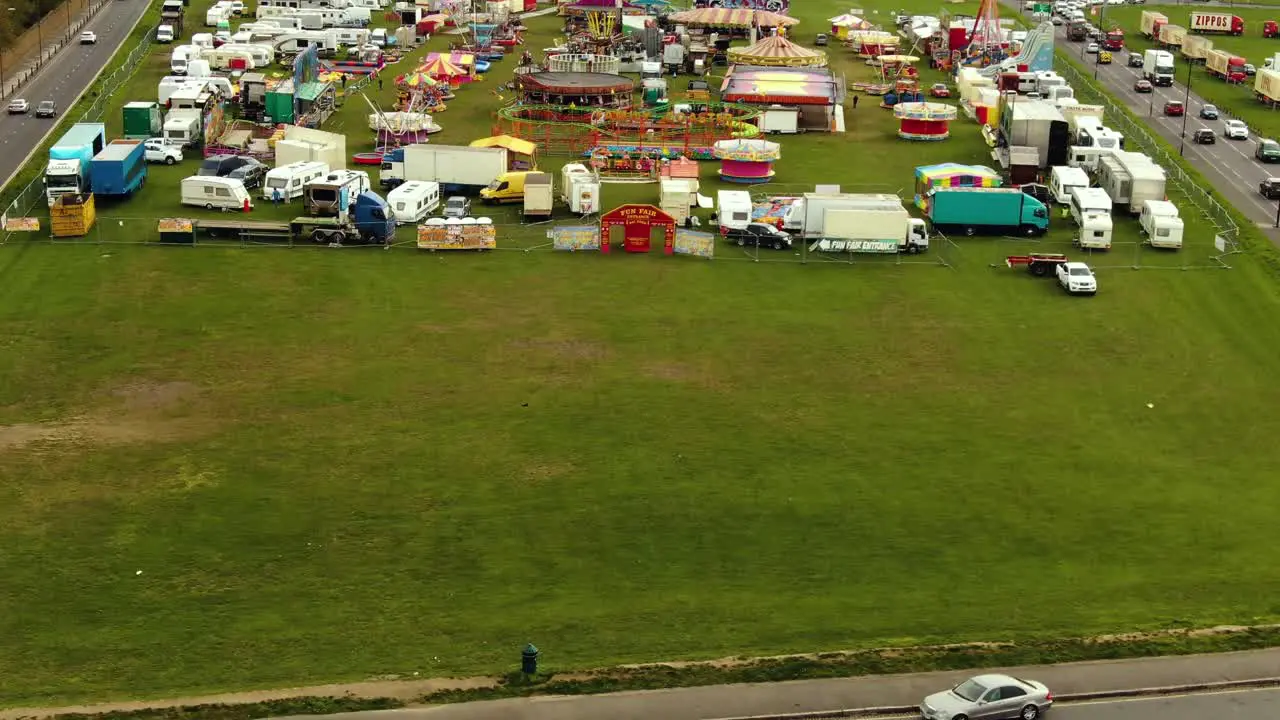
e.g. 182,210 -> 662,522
1,0 -> 68,45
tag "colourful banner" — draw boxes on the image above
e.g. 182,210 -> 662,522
158,218 -> 193,233
674,230 -> 715,258
417,223 -> 497,250
550,225 -> 600,251
3,217 -> 40,232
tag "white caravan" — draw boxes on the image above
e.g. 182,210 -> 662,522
262,161 -> 331,200
182,175 -> 253,210
387,181 -> 441,223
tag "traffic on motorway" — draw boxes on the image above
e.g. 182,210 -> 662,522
1018,0 -> 1280,232
0,0 -> 149,191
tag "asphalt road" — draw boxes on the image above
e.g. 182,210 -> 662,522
883,686 -> 1280,720
0,0 -> 151,192
1011,4 -> 1280,236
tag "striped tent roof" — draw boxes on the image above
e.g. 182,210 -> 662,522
727,35 -> 827,67
668,7 -> 799,27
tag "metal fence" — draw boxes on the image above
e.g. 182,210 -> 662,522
1056,59 -> 1242,258
1,23 -> 158,233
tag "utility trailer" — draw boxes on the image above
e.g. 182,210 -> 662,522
1005,253 -> 1070,276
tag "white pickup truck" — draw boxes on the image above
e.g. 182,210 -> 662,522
1056,261 -> 1097,295
144,138 -> 184,165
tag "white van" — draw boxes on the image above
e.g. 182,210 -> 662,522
304,169 -> 371,215
387,181 -> 441,224
716,190 -> 753,233
1049,166 -> 1090,205
182,176 -> 253,211
157,24 -> 176,43
170,45 -> 200,74
262,161 -> 330,200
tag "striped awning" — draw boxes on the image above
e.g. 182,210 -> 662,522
727,35 -> 827,67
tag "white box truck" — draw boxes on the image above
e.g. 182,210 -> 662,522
809,207 -> 930,254
1139,199 -> 1183,249
1143,49 -> 1176,86
380,144 -> 508,194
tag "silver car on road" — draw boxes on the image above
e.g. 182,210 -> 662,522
920,673 -> 1053,720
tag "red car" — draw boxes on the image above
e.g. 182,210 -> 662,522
929,83 -> 951,98
1164,101 -> 1185,116
1134,79 -> 1153,93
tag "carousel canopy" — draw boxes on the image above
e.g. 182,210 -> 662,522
668,7 -> 799,27
420,55 -> 468,77
727,34 -> 827,67
829,13 -> 871,29
470,135 -> 537,156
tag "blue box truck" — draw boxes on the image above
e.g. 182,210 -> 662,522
46,123 -> 107,206
924,187 -> 1050,237
90,140 -> 148,198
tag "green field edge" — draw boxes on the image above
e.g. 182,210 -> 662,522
24,626 -> 1280,719
0,0 -> 161,209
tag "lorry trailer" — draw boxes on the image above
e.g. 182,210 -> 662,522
195,190 -> 394,245
380,144 -> 509,193
1140,11 -> 1168,39
1207,49 -> 1247,82
924,187 -> 1049,237
1189,12 -> 1244,36
89,140 -> 148,197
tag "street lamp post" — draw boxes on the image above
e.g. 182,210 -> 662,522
1179,57 -> 1193,155
1094,1 -> 1107,80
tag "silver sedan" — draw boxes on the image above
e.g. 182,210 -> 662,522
920,673 -> 1054,720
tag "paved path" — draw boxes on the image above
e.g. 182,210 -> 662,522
1008,1 -> 1280,240
0,0 -> 150,193
260,648 -> 1280,720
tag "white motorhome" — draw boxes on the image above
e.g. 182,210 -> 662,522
1076,211 -> 1113,250
168,84 -> 215,112
333,28 -> 370,46
387,181 -> 441,223
201,47 -> 257,70
163,109 -> 203,147
1069,187 -> 1113,224
716,190 -> 753,233
262,161 -> 330,200
182,175 -> 252,210
273,30 -> 339,54
206,2 -> 234,26
304,169 -> 371,215
254,16 -> 304,29
218,42 -> 274,65
170,45 -> 200,74
1049,166 -> 1090,205
1066,144 -> 1115,172
1139,199 -> 1184,249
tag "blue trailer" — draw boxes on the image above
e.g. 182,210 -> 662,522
46,123 -> 107,206
924,187 -> 1050,237
90,140 -> 148,198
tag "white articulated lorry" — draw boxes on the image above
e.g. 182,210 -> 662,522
379,144 -> 509,194
796,193 -> 929,254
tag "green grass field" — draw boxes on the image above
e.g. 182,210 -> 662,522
5,0 -> 1280,709
1093,5 -> 1280,135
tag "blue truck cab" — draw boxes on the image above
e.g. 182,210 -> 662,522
90,140 -> 148,197
924,187 -> 1050,237
350,190 -> 395,243
46,122 -> 107,206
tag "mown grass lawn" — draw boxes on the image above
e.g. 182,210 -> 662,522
4,0 -> 1280,709
1095,5 -> 1280,135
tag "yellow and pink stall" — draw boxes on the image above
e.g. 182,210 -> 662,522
914,163 -> 1002,209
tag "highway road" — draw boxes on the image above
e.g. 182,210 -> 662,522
884,686 -> 1280,720
1010,3 -> 1280,238
0,0 -> 151,193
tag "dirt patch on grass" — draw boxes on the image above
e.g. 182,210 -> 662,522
523,461 -> 575,483
510,338 -> 610,361
641,360 -> 724,389
0,380 -> 213,453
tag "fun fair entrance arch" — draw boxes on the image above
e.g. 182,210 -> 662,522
600,204 -> 675,254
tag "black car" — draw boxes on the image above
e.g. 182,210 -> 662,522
198,154 -> 258,178
1127,53 -> 1144,68
726,222 -> 792,250
1192,128 -> 1216,145
34,100 -> 56,118
1261,178 -> 1280,200
228,158 -> 268,188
